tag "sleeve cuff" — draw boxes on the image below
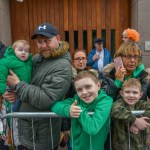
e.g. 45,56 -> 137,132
129,115 -> 136,125
64,105 -> 71,117
114,79 -> 123,88
14,83 -> 18,92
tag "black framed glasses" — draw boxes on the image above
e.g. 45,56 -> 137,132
122,55 -> 141,60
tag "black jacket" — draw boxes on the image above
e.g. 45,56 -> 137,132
0,41 -> 7,59
101,63 -> 150,101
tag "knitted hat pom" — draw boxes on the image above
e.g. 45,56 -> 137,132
126,28 -> 140,42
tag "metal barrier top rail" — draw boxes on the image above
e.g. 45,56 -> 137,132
1,110 -> 145,119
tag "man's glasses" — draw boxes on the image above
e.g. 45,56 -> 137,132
74,57 -> 86,62
122,55 -> 140,60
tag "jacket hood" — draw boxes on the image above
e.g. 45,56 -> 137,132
72,66 -> 78,78
55,41 -> 71,62
4,46 -> 15,57
144,67 -> 150,82
49,41 -> 70,58
103,62 -> 115,76
36,41 -> 71,62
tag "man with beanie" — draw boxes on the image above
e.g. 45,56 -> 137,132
3,23 -> 72,150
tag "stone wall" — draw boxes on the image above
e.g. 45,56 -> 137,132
132,0 -> 150,67
0,0 -> 11,46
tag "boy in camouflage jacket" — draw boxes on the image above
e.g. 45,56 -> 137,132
111,78 -> 150,150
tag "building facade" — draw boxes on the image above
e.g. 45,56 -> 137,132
0,0 -> 150,67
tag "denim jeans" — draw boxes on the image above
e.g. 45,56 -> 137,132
12,98 -> 21,112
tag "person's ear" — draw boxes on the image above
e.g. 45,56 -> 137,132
140,91 -> 143,99
56,35 -> 61,41
120,90 -> 123,97
97,81 -> 101,90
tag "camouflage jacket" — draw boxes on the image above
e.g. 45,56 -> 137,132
111,99 -> 150,150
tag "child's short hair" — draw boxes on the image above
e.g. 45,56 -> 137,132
121,78 -> 141,91
12,40 -> 30,50
74,70 -> 99,84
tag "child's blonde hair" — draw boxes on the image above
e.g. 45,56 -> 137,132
74,70 -> 99,84
12,40 -> 30,50
121,78 -> 141,91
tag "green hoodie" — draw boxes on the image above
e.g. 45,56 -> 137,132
51,90 -> 113,150
0,46 -> 32,94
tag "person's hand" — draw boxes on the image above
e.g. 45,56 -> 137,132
70,100 -> 82,118
7,70 -> 20,88
115,66 -> 126,81
2,91 -> 16,103
63,130 -> 70,141
130,124 -> 139,134
134,117 -> 150,130
0,132 -> 7,141
93,54 -> 100,61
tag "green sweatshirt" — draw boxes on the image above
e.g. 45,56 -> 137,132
51,90 -> 113,150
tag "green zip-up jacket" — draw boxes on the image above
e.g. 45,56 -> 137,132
0,46 -> 32,94
51,90 -> 113,150
111,99 -> 150,150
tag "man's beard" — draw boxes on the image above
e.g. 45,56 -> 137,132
39,48 -> 55,58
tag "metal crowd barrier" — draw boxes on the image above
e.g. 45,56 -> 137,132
1,111 -> 146,150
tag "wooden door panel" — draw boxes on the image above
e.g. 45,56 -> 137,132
10,0 -> 131,56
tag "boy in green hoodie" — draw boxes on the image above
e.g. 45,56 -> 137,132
51,70 -> 113,150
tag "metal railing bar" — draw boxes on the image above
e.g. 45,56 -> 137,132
1,112 -> 94,119
1,110 -> 145,120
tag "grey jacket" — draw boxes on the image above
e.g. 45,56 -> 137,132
15,46 -> 72,150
